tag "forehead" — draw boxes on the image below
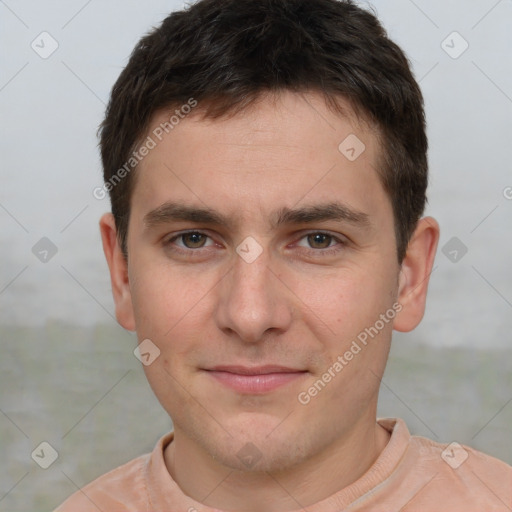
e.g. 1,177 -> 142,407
131,91 -> 390,226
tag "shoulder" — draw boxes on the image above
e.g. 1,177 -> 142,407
372,419 -> 511,510
408,434 -> 512,509
53,453 -> 150,512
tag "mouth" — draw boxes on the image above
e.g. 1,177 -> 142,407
203,365 -> 309,394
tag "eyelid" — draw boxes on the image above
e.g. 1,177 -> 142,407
164,229 -> 348,255
293,230 -> 348,247
165,230 -> 217,248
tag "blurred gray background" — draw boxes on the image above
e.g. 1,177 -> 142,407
1,0 -> 511,510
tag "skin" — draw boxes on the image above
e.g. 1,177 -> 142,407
100,91 -> 439,512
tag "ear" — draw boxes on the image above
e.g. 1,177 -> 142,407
393,216 -> 440,332
99,213 -> 136,331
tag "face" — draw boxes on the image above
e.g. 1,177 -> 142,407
115,92 -> 406,472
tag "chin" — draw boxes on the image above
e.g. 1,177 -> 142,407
217,438 -> 309,474
200,414 -> 312,473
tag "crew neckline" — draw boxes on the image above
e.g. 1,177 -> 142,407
145,418 -> 410,512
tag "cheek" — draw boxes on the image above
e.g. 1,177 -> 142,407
129,262 -> 219,401
293,266 -> 395,339
129,260 -> 212,336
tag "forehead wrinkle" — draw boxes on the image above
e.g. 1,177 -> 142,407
217,142 -> 302,149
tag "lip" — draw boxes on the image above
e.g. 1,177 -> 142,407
204,365 -> 308,394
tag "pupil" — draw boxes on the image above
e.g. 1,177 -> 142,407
185,233 -> 204,247
309,233 -> 330,248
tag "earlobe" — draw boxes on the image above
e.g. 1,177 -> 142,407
99,213 -> 136,331
394,216 -> 440,333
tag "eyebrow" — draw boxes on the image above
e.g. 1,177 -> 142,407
143,201 -> 371,231
144,202 -> 227,229
273,203 -> 370,229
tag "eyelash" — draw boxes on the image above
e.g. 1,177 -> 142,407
163,230 -> 347,258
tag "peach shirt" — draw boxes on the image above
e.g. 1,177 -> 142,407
55,418 -> 512,511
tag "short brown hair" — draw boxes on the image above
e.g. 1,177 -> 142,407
99,0 -> 428,263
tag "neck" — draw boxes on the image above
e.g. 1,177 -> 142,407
164,413 -> 391,512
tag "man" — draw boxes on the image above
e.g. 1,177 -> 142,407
56,0 -> 512,510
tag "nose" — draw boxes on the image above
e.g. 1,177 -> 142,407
214,248 -> 293,344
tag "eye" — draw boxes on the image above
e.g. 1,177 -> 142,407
303,233 -> 335,249
166,231 -> 214,250
297,232 -> 344,250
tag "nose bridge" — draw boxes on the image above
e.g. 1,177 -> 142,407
215,248 -> 291,342
232,250 -> 270,300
